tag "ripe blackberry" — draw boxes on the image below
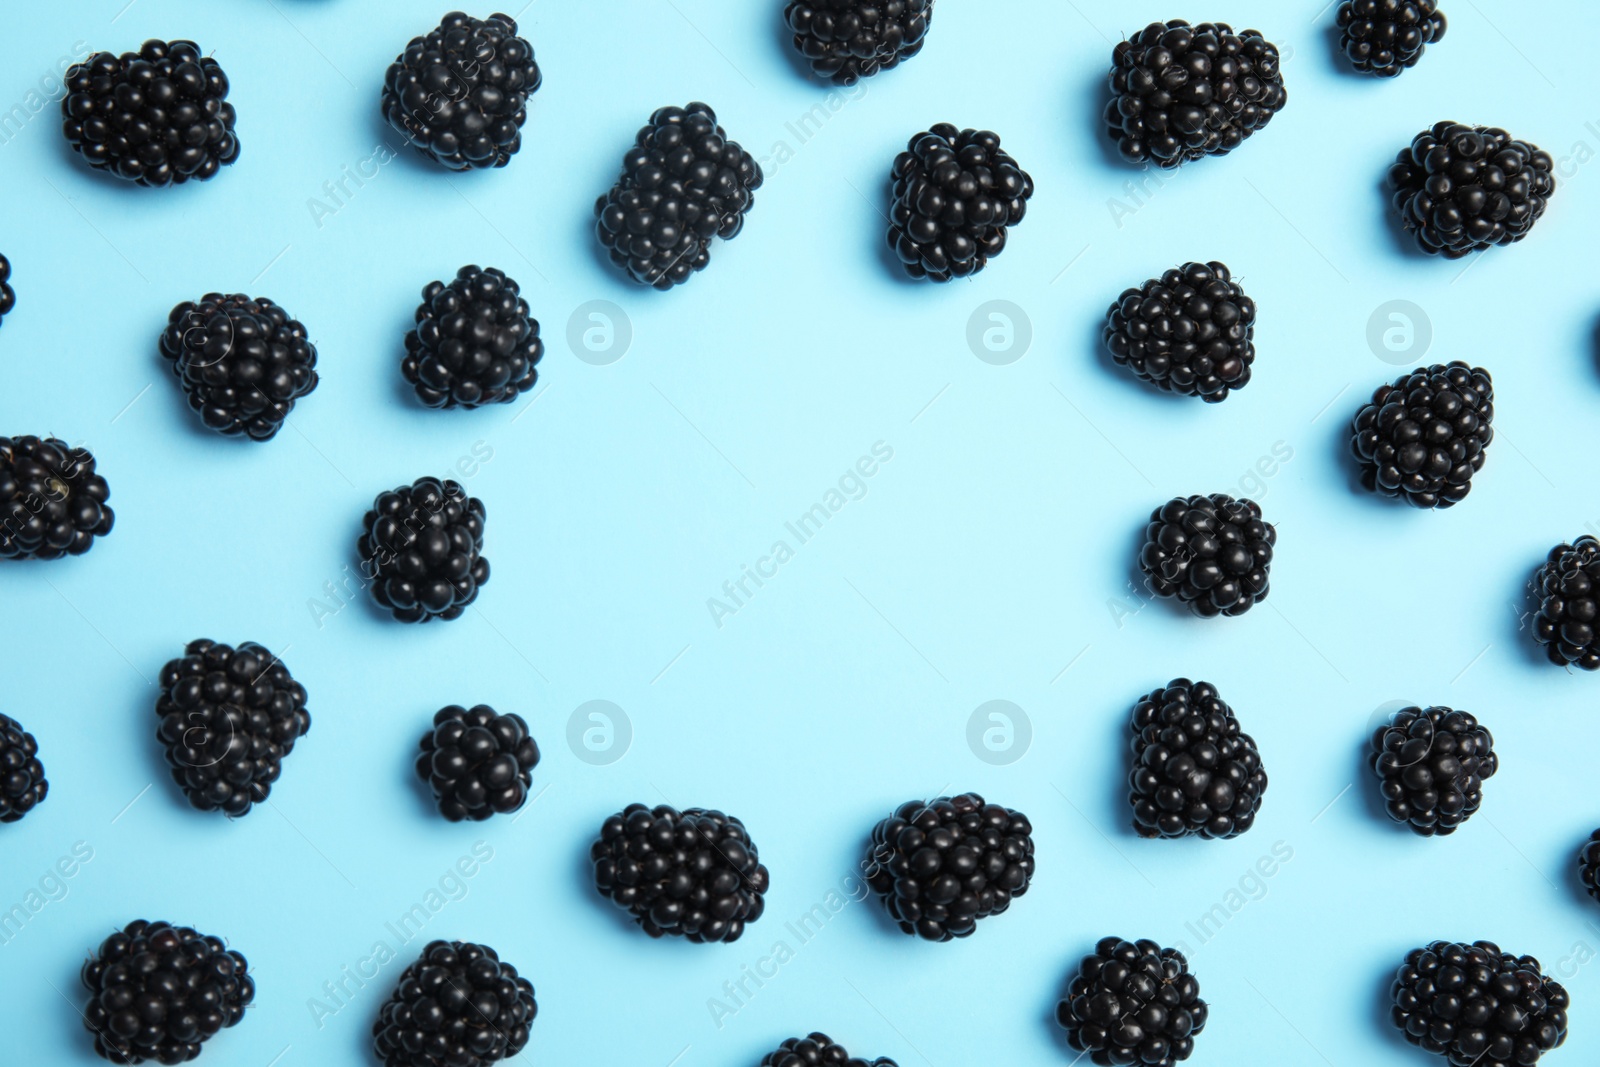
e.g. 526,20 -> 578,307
1137,493 -> 1274,617
402,266 -> 541,408
1390,941 -> 1568,1066
158,294 -> 318,440
62,40 -> 239,187
1581,830 -> 1600,904
0,435 -> 114,560
1369,705 -> 1496,836
760,1033 -> 898,1067
594,103 -> 762,290
1337,1 -> 1447,77
1057,937 -> 1208,1067
373,940 -> 536,1067
1531,535 -> 1600,670
1389,123 -> 1555,257
81,920 -> 253,1064
1350,361 -> 1493,509
0,713 -> 47,822
784,0 -> 933,85
590,803 -> 769,943
416,704 -> 539,821
1128,679 -> 1266,840
887,124 -> 1033,281
865,792 -> 1034,941
358,477 -> 489,623
1104,20 -> 1287,168
0,253 -> 13,326
382,12 -> 541,171
1104,262 -> 1255,402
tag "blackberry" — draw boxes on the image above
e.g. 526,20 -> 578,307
1337,0 -> 1447,77
81,920 -> 253,1064
1128,679 -> 1267,840
1581,830 -> 1600,904
0,713 -> 47,822
1104,262 -> 1255,402
1104,20 -> 1287,168
760,1033 -> 898,1067
1531,535 -> 1600,670
865,792 -> 1034,941
0,253 -> 13,326
416,704 -> 539,821
1350,361 -> 1493,509
158,294 -> 319,440
784,0 -> 933,85
358,477 -> 489,623
1369,705 -> 1496,836
594,103 -> 762,290
1389,123 -> 1555,257
62,40 -> 239,187
1057,937 -> 1207,1067
1390,941 -> 1568,1066
373,940 -> 536,1067
886,124 -> 1033,282
382,12 -> 541,171
1137,493 -> 1274,617
0,435 -> 114,560
590,803 -> 769,943
402,266 -> 541,408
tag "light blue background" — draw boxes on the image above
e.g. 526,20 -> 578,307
2,1 -> 1598,1064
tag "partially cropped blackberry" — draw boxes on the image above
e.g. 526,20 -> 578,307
1128,679 -> 1266,840
382,12 -> 541,171
81,920 -> 253,1064
590,803 -> 769,943
784,0 -> 933,85
402,266 -> 541,408
0,253 -> 13,326
887,124 -> 1033,281
760,1033 -> 898,1067
358,477 -> 489,623
1390,941 -> 1568,1066
1337,1 -> 1447,77
1057,937 -> 1208,1067
0,435 -> 114,560
1138,494 -> 1274,617
1104,262 -> 1255,402
1105,20 -> 1287,168
595,103 -> 762,290
1531,535 -> 1600,671
159,294 -> 318,440
416,704 -> 539,821
373,940 -> 536,1067
1389,123 -> 1555,257
62,40 -> 239,186
0,713 -> 46,822
1350,361 -> 1493,509
1369,705 -> 1496,835
866,792 -> 1034,941
1581,830 -> 1600,904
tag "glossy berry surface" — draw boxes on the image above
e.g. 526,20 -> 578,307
784,0 -> 933,84
1369,705 -> 1496,835
0,712 -> 47,822
358,477 -> 489,623
373,940 -> 536,1067
590,803 -> 770,942
1531,535 -> 1600,670
866,792 -> 1034,941
1581,830 -> 1600,903
1389,123 -> 1555,257
402,266 -> 541,408
1128,679 -> 1267,839
1138,493 -> 1274,617
1337,0 -> 1447,77
760,1033 -> 897,1067
0,435 -> 114,560
1057,937 -> 1207,1067
887,124 -> 1033,281
0,253 -> 13,325
62,40 -> 239,186
416,704 -> 539,821
1104,261 -> 1255,402
159,294 -> 319,440
1390,941 -> 1567,1066
1350,361 -> 1493,508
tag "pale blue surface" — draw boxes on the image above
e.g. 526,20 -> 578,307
2,1 -> 1599,1064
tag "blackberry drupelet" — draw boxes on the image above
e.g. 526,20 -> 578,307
594,102 -> 762,290
1137,493 -> 1274,617
358,477 -> 489,623
1128,679 -> 1267,840
1057,937 -> 1207,1067
402,266 -> 541,408
0,713 -> 47,822
382,11 -> 541,171
416,704 -> 539,821
1389,123 -> 1555,257
1581,830 -> 1600,904
0,435 -> 114,560
865,792 -> 1034,941
81,920 -> 253,1064
784,0 -> 934,85
1350,361 -> 1493,509
1104,20 -> 1287,168
0,253 -> 13,325
1390,941 -> 1568,1066
1104,262 -> 1255,402
886,124 -> 1033,281
159,294 -> 318,440
1369,705 -> 1496,835
1531,535 -> 1600,670
62,40 -> 239,186
590,803 -> 770,943
373,940 -> 536,1067
1337,0 -> 1447,77
760,1033 -> 898,1067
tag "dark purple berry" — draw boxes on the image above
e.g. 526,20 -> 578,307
159,294 -> 319,440
887,124 -> 1033,281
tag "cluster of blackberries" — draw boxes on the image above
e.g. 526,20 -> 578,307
1350,361 -> 1493,509
416,705 -> 540,821
1389,123 -> 1556,257
760,1033 -> 897,1067
1369,705 -> 1496,835
359,477 -> 490,623
373,940 -> 536,1067
1530,535 -> 1600,670
1137,493 -> 1275,617
1390,941 -> 1568,1067
1128,679 -> 1267,840
0,713 -> 47,822
784,0 -> 933,85
159,294 -> 319,441
1337,0 -> 1447,77
1057,938 -> 1208,1067
1104,262 -> 1255,402
0,252 -> 12,326
0,435 -> 114,560
887,124 -> 1033,281
402,266 -> 541,408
